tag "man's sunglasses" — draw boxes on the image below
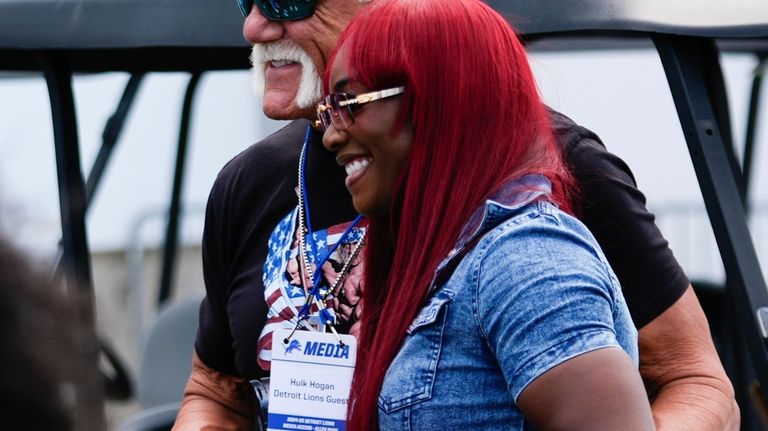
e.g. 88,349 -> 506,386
235,0 -> 317,21
316,87 -> 405,131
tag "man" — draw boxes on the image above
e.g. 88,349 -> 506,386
174,0 -> 738,429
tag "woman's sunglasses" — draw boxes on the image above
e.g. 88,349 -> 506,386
316,87 -> 405,131
235,0 -> 317,21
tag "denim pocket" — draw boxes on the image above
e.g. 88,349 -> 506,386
378,290 -> 454,413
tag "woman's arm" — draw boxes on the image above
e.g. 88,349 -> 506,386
518,347 -> 654,430
172,353 -> 255,431
475,207 -> 655,430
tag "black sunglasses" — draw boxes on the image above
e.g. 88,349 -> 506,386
236,0 -> 318,21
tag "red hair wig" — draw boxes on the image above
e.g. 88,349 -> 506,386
325,0 -> 575,429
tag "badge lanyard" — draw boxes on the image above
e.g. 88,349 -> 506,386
285,126 -> 364,344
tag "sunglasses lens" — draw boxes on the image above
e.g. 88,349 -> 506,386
235,0 -> 251,16
328,94 -> 355,130
254,0 -> 316,21
317,94 -> 356,131
317,103 -> 333,130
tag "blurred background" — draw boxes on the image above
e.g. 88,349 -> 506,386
0,50 -> 766,427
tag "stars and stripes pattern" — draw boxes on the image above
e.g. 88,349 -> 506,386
257,207 -> 366,369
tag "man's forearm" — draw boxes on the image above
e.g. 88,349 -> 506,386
648,374 -> 739,430
639,286 -> 738,431
173,353 -> 256,431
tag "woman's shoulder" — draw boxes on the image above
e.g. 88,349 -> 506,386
475,201 -> 602,263
466,200 -> 619,301
462,201 -> 638,386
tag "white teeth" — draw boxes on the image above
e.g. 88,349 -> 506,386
270,60 -> 295,67
345,158 -> 371,176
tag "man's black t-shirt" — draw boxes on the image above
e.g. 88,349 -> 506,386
195,113 -> 689,379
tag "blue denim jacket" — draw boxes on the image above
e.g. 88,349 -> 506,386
378,175 -> 638,430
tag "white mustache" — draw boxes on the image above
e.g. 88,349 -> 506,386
252,39 -> 308,64
250,40 -> 323,110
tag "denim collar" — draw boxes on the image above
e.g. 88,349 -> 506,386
431,174 -> 552,289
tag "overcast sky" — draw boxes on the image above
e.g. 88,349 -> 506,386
0,51 -> 765,282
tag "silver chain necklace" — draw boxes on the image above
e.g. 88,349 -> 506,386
295,136 -> 366,310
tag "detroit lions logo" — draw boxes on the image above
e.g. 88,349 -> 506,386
284,339 -> 302,354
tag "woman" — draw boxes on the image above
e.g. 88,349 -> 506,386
317,0 -> 656,430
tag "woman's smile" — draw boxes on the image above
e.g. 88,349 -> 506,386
342,156 -> 372,188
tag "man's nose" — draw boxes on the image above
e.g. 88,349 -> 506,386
243,4 -> 285,44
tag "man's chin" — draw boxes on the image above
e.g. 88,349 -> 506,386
262,90 -> 316,121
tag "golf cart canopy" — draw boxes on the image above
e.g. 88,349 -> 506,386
1,0 -> 767,71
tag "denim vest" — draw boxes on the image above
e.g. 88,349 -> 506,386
378,175 -> 638,430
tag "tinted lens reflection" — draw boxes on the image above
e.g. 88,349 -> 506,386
317,103 -> 333,130
317,94 -> 357,131
236,0 -> 251,16
255,0 -> 316,20
329,94 -> 354,130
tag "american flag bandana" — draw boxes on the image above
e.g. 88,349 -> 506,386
257,207 -> 366,369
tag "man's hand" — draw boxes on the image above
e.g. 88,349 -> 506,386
639,285 -> 739,430
173,353 -> 256,431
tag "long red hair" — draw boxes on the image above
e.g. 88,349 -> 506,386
325,1 -> 575,429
